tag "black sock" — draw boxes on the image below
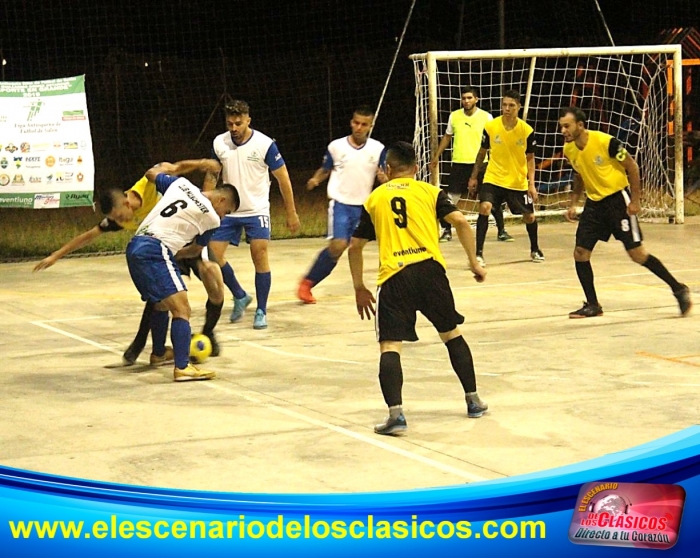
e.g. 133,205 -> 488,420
643,254 -> 683,292
575,260 -> 599,306
440,218 -> 450,231
202,299 -> 223,337
446,336 -> 477,393
476,214 -> 489,254
379,352 -> 403,408
491,205 -> 505,234
526,220 -> 539,252
124,301 -> 154,359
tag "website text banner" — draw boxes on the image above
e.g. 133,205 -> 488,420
0,75 -> 94,208
1,427 -> 699,557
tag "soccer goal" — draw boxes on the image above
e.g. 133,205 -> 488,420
411,45 -> 684,223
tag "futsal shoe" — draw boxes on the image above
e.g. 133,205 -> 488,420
530,249 -> 545,263
439,228 -> 452,242
673,284 -> 692,316
253,309 -> 268,330
466,393 -> 489,418
208,332 -> 220,357
297,278 -> 317,304
374,414 -> 407,435
497,229 -> 514,242
230,293 -> 253,323
174,363 -> 216,382
569,301 -> 603,319
150,346 -> 175,366
476,254 -> 486,268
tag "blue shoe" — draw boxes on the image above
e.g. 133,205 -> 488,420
253,309 -> 268,330
466,393 -> 488,418
230,293 -> 253,323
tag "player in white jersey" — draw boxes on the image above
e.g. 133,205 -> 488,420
298,106 -> 387,304
204,100 -> 301,330
127,163 -> 239,382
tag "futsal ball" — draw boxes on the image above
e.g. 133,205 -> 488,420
190,334 -> 212,364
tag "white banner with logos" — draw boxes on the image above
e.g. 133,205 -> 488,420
0,75 -> 95,208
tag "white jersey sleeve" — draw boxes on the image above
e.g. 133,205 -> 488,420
325,137 -> 385,206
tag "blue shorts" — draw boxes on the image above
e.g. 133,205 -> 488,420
210,215 -> 271,245
126,236 -> 187,303
328,200 -> 363,241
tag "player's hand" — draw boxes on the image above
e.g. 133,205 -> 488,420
306,178 -> 319,191
470,263 -> 486,283
287,212 -> 301,234
354,286 -> 376,320
376,167 -> 388,184
200,159 -> 221,175
153,161 -> 178,174
529,184 -> 538,203
468,177 -> 478,193
33,255 -> 57,272
566,206 -> 578,222
627,200 -> 641,216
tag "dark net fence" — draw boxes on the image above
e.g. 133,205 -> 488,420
1,0 -> 698,198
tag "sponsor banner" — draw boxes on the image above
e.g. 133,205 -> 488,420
0,192 -> 35,207
0,76 -> 94,208
60,191 -> 94,208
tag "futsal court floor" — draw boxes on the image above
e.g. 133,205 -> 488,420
1,218 -> 699,493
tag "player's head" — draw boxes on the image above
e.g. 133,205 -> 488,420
385,141 -> 417,179
207,183 -> 240,218
99,188 -> 134,225
350,105 -> 375,145
558,106 -> 587,143
501,89 -> 521,118
461,86 -> 480,111
224,100 -> 252,143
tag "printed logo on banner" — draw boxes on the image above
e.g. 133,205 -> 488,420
45,155 -> 56,167
55,172 -> 74,183
77,172 -> 84,182
12,174 -> 25,184
29,176 -> 42,184
0,157 -> 7,169
569,482 -> 685,550
62,109 -> 86,121
4,143 -> 18,153
0,174 -> 10,186
63,141 -> 79,149
32,143 -> 49,152
77,155 -> 83,164
14,156 -> 22,168
26,99 -> 44,122
20,142 -> 31,153
45,174 -> 54,183
24,156 -> 41,168
33,193 -> 61,209
59,157 -> 74,166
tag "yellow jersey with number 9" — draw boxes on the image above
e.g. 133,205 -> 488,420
364,177 -> 447,285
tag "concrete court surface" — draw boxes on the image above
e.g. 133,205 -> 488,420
1,218 -> 699,495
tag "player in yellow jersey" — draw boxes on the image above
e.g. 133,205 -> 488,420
32,159 -> 232,362
348,141 -> 488,436
469,89 -> 543,266
430,86 -> 513,243
559,106 -> 691,318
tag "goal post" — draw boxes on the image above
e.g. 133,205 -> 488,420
411,45 -> 684,223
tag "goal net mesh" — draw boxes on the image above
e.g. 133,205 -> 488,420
412,50 -> 678,220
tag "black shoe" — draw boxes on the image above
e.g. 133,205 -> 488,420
466,394 -> 488,418
569,301 -> 603,319
673,284 -> 692,316
122,349 -> 140,366
439,228 -> 452,242
497,230 -> 514,242
374,414 -> 407,435
208,332 -> 220,357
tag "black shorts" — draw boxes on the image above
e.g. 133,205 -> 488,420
177,256 -> 203,280
479,183 -> 534,215
576,188 -> 643,251
376,259 -> 465,342
445,163 -> 473,196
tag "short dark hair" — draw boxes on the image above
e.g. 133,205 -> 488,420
386,141 -> 416,170
462,86 -> 479,98
560,106 -> 587,126
503,89 -> 521,103
99,188 -> 123,215
217,183 -> 240,212
353,105 -> 375,118
224,100 -> 250,117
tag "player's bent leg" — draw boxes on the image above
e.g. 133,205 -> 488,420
251,240 -> 271,329
198,260 -> 224,356
375,341 -> 407,435
438,328 -> 488,418
631,246 -> 693,316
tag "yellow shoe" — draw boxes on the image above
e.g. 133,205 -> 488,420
173,363 -> 216,382
150,346 -> 174,366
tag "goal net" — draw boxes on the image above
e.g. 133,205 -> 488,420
411,46 -> 684,222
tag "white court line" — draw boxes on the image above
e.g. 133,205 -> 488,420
28,319 -> 488,483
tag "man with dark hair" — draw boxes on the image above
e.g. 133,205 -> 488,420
348,141 -> 488,436
298,105 -> 387,304
204,100 -> 301,330
469,89 -> 543,266
127,163 -> 238,381
431,86 -> 512,243
559,106 -> 691,318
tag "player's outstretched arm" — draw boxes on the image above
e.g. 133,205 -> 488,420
33,226 -> 103,272
169,159 -> 222,180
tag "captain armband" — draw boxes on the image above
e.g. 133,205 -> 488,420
615,147 -> 628,162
